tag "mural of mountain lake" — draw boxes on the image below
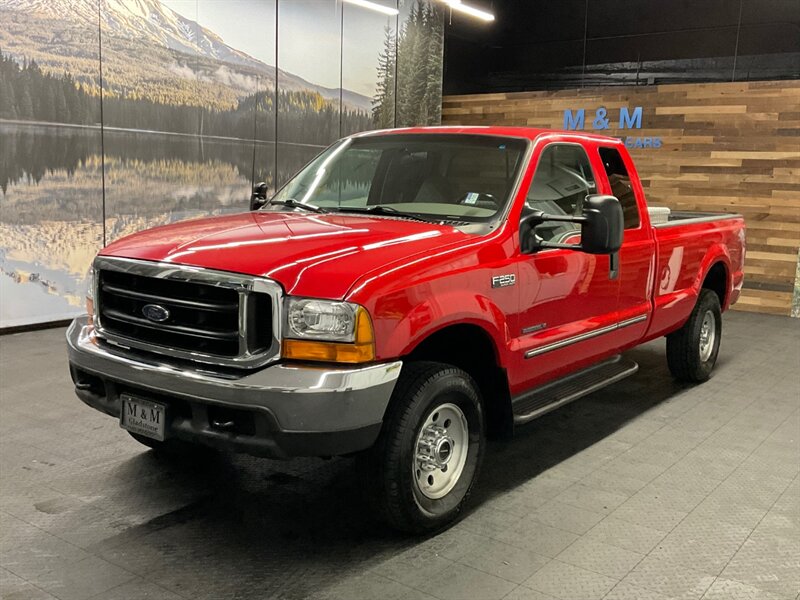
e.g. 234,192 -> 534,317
0,122 -> 324,327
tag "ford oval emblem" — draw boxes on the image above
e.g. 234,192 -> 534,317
142,304 -> 170,323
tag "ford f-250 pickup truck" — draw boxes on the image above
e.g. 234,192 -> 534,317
67,127 -> 745,533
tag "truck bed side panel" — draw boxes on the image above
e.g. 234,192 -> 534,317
646,216 -> 745,340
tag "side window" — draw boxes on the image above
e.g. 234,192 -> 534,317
598,147 -> 640,229
525,144 -> 596,243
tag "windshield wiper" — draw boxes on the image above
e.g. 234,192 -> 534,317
268,198 -> 327,213
335,205 -> 435,223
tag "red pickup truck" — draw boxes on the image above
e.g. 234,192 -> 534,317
68,127 -> 745,533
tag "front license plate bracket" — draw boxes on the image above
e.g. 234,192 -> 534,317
120,395 -> 166,442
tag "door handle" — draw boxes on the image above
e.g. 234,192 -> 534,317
609,252 -> 619,280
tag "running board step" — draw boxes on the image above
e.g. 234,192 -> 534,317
512,355 -> 638,425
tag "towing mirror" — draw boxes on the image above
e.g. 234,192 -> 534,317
580,195 -> 624,254
250,181 -> 270,211
521,194 -> 624,255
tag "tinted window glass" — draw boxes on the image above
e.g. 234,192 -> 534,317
525,144 -> 596,243
598,147 -> 640,229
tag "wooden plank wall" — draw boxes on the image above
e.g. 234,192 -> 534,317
442,81 -> 800,316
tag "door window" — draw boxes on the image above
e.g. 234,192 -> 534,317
524,144 -> 597,243
598,147 -> 640,229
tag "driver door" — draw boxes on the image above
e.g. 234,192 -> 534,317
511,142 -> 621,394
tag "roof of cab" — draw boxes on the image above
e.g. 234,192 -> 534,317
354,125 -> 624,145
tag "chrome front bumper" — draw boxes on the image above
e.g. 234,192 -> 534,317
66,317 -> 402,457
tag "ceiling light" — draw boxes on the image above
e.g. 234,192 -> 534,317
343,0 -> 399,16
441,0 -> 495,22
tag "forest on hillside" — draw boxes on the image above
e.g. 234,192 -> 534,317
0,52 -> 98,125
0,51 -> 372,144
0,0 -> 443,141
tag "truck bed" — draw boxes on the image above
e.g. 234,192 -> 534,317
646,211 -> 746,340
652,210 -> 743,228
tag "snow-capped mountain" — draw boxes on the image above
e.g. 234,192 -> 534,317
0,0 -> 372,111
5,0 -> 265,69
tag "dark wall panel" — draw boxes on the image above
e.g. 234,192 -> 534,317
585,0 -> 740,37
735,0 -> 800,81
443,0 -> 800,94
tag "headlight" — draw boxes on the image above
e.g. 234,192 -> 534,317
286,298 -> 358,342
282,298 -> 375,363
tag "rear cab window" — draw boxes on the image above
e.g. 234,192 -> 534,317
598,146 -> 640,230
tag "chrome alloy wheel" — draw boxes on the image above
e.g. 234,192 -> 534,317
414,403 -> 469,500
699,310 -> 716,362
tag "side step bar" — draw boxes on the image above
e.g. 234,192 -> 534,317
512,355 -> 639,425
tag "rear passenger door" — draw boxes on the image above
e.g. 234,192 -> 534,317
512,142 -> 621,392
596,145 -> 655,349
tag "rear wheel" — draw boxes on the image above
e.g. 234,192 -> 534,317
369,361 -> 484,534
666,289 -> 722,382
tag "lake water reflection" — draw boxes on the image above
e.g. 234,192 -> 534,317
0,122 -> 322,327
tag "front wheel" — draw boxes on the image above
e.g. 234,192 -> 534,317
369,362 -> 485,534
666,288 -> 722,382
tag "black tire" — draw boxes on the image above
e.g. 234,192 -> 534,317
128,432 -> 207,456
369,361 -> 485,534
666,289 -> 722,382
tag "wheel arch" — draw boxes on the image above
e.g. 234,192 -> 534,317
404,323 -> 513,439
701,260 -> 730,311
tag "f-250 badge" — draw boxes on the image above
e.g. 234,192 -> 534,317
491,274 -> 516,288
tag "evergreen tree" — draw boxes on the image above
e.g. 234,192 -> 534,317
0,76 -> 16,119
395,3 -> 421,126
64,75 -> 82,123
55,83 -> 69,122
372,24 -> 396,128
393,1 -> 443,127
410,4 -> 430,123
38,82 -> 55,122
17,85 -> 34,119
422,3 -> 444,124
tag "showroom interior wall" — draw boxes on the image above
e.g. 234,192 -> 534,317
442,81 -> 800,316
0,0 -> 444,329
442,0 -> 799,317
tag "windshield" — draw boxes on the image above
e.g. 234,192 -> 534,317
269,134 -> 527,222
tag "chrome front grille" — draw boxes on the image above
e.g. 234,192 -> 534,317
93,257 -> 281,369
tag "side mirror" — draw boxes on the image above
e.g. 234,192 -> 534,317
521,194 -> 624,255
580,195 -> 624,254
250,182 -> 270,211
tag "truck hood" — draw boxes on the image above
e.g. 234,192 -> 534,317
100,211 -> 470,298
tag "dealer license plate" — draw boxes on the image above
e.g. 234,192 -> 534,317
120,395 -> 166,441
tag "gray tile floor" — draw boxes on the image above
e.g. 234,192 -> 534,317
1,311 -> 798,600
